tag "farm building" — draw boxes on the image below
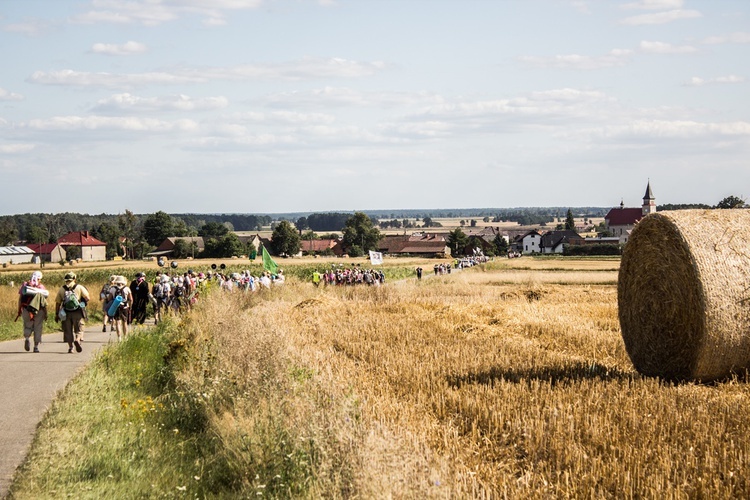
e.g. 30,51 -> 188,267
605,182 -> 656,244
26,242 -> 66,263
378,234 -> 451,257
540,230 -> 584,254
299,239 -> 343,256
0,246 -> 35,265
57,231 -> 107,261
148,237 -> 206,258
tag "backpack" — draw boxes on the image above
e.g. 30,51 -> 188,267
63,285 -> 81,311
174,285 -> 184,297
154,282 -> 166,299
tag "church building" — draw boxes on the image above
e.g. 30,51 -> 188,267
604,182 -> 656,244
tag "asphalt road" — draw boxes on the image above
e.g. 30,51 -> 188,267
0,323 -> 113,498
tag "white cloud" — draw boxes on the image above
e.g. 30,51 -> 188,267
0,143 -> 35,154
702,32 -> 750,45
620,9 -> 702,25
25,115 -> 199,132
71,0 -> 264,27
638,40 -> 697,54
621,0 -> 683,10
28,58 -> 387,89
685,75 -> 745,87
597,120 -> 750,140
92,93 -> 229,112
264,87 -> 444,109
91,40 -> 148,56
518,49 -> 633,70
0,87 -> 24,101
570,1 -> 592,14
1,20 -> 51,36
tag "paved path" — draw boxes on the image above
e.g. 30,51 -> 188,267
0,323 -> 113,498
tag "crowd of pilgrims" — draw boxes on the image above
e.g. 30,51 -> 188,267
100,268 -> 284,333
311,266 -> 386,286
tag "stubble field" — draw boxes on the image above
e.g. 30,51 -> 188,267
9,257 -> 750,498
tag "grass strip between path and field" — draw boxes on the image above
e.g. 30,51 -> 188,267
8,300 -> 351,499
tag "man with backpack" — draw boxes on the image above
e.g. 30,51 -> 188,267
152,274 -> 171,325
17,271 -> 49,353
54,272 -> 90,353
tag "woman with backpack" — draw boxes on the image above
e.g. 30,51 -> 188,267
54,272 -> 90,353
17,271 -> 49,353
100,275 -> 116,332
107,275 -> 133,341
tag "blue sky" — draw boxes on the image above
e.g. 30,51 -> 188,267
1,0 -> 748,214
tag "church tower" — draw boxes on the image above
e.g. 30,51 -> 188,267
642,181 -> 656,216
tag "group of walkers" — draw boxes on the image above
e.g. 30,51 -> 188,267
311,267 -> 386,287
17,271 -> 90,354
215,270 -> 284,293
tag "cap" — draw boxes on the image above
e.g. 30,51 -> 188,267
64,272 -> 76,281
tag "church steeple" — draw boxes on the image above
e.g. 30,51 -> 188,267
642,180 -> 656,215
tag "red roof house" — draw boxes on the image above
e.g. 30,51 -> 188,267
57,231 -> 107,261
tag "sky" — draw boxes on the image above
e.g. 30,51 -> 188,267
0,0 -> 748,215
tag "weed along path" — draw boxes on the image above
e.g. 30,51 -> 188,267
0,323 -> 111,498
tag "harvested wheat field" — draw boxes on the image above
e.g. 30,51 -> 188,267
169,264 -> 750,498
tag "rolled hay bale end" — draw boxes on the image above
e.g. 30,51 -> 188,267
618,209 -> 750,381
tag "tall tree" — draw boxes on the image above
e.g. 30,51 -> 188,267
118,209 -> 139,259
199,222 -> 229,240
493,233 -> 509,255
342,212 -> 381,255
565,209 -> 576,231
270,220 -> 301,256
0,219 -> 18,245
716,195 -> 746,209
142,211 -> 175,246
447,228 -> 469,256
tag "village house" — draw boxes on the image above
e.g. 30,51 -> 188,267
520,230 -> 542,254
148,236 -> 205,259
26,242 -> 66,263
57,231 -> 107,261
540,230 -> 585,254
378,233 -> 451,257
299,239 -> 343,256
605,182 -> 656,244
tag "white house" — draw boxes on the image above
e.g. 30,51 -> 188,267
521,230 -> 542,254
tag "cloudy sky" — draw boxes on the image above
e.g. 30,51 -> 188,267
1,0 -> 748,215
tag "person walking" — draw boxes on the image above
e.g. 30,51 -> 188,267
100,275 -> 116,332
54,272 -> 90,353
17,271 -> 49,353
152,274 -> 171,325
130,272 -> 150,325
108,275 -> 133,341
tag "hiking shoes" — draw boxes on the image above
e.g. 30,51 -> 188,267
102,325 -> 107,332
68,347 -> 73,353
33,346 -> 39,353
24,338 -> 30,352
74,340 -> 82,353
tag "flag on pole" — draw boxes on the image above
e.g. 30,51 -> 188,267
369,250 -> 383,265
262,245 -> 278,274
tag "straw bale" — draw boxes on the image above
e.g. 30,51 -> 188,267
618,209 -> 750,381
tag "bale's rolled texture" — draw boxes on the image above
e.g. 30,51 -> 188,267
618,209 -> 750,381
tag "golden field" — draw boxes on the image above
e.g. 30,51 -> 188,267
163,263 -> 750,496
9,258 -> 750,498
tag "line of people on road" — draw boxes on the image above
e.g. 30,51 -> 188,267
312,267 -> 385,287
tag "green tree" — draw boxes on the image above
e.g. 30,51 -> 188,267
716,195 -> 746,209
172,239 -> 192,259
26,225 -> 48,244
198,222 -> 229,240
65,245 -> 81,261
0,219 -> 18,245
493,233 -> 509,255
270,220 -> 301,256
342,212 -> 381,253
565,209 -> 576,231
201,234 -> 242,258
143,211 -> 175,246
447,228 -> 469,256
118,209 -> 139,259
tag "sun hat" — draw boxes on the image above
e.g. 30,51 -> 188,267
114,275 -> 127,286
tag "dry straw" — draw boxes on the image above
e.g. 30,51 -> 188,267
618,209 -> 750,380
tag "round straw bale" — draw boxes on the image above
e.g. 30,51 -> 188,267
618,209 -> 750,381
